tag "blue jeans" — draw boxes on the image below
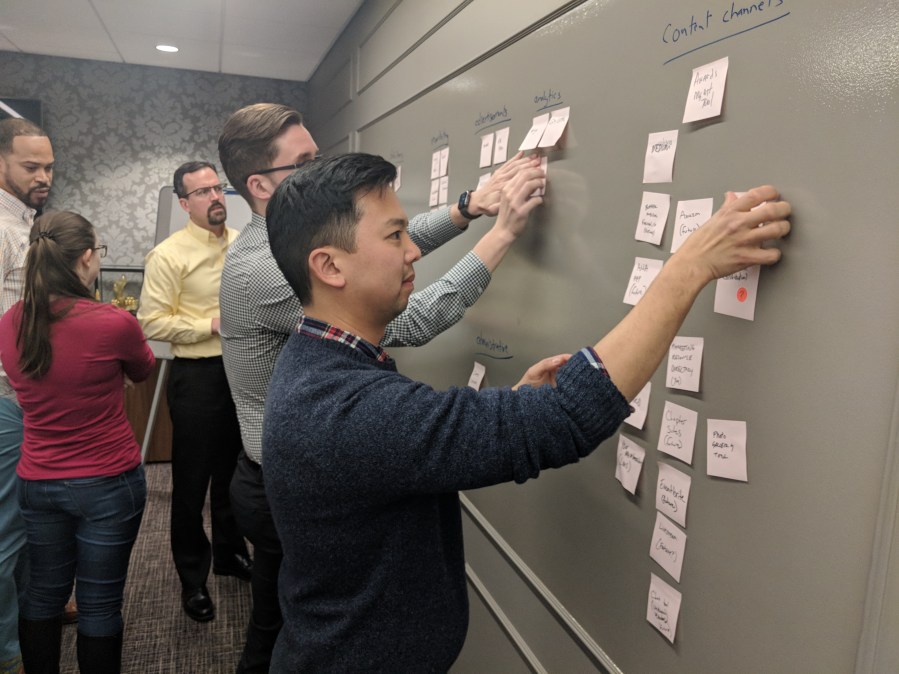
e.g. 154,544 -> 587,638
18,465 -> 146,637
0,398 -> 26,670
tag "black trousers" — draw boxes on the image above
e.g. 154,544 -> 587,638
231,453 -> 283,674
167,356 -> 248,590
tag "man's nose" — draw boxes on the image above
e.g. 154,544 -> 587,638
406,239 -> 421,263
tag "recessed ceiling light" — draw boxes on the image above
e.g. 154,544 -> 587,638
156,44 -> 179,53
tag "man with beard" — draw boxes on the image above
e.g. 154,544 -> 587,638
0,117 -> 53,674
138,162 -> 251,624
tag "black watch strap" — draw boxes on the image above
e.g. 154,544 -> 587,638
458,190 -> 480,220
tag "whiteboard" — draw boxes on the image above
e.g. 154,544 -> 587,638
350,1 -> 899,671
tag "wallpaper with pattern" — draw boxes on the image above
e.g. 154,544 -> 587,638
0,52 -> 307,265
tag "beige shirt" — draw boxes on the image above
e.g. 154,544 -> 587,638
0,187 -> 36,400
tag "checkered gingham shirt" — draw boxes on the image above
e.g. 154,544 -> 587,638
219,208 -> 491,464
0,188 -> 36,400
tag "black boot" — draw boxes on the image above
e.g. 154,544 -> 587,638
18,616 -> 62,674
76,631 -> 123,674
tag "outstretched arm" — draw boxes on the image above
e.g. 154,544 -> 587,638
594,186 -> 791,400
381,161 -> 547,348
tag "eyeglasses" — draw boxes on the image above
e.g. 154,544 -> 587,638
242,156 -> 322,184
183,184 -> 225,199
93,245 -> 108,258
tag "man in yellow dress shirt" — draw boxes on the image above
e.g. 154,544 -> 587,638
138,161 -> 251,624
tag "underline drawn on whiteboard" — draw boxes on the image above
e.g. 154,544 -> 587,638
534,89 -> 564,112
472,117 -> 514,133
474,106 -> 511,132
475,334 -> 513,360
474,352 -> 514,360
663,11 -> 791,65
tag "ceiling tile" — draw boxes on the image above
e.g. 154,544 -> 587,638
0,0 -> 363,82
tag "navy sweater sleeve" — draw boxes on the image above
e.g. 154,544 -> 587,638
264,335 -> 630,505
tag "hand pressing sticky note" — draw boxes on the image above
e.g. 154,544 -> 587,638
519,114 -> 550,151
538,106 -> 570,148
670,198 -> 713,253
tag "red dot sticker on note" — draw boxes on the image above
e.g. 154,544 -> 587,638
736,287 -> 748,302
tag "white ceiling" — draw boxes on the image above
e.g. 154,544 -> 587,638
0,0 -> 364,82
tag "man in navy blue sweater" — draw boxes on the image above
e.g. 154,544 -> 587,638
262,153 -> 791,672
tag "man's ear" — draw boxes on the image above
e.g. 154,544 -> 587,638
246,174 -> 275,204
308,247 -> 346,291
178,196 -> 190,213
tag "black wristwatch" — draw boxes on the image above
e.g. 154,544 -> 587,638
458,190 -> 481,220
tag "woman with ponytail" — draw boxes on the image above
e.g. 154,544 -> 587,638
0,211 -> 154,674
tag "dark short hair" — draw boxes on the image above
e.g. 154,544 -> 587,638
267,153 -> 397,305
0,118 -> 48,155
218,103 -> 303,204
173,161 -> 216,198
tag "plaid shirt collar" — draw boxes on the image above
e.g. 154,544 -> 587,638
0,187 -> 36,226
297,315 -> 392,363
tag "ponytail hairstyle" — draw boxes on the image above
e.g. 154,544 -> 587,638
17,211 -> 97,378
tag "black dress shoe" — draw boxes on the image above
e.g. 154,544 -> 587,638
182,586 -> 215,622
213,552 -> 253,582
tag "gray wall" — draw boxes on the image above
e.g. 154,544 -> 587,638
307,1 -> 899,672
0,51 -> 307,265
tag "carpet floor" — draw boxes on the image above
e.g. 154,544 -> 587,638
59,462 -> 252,673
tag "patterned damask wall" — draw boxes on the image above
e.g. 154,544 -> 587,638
0,51 -> 307,265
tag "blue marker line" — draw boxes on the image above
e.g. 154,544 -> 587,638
474,353 -> 514,360
663,12 -> 790,66
536,101 -> 566,112
474,118 -> 514,134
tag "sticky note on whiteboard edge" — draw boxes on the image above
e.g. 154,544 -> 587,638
615,434 -> 646,495
707,418 -> 748,481
648,572 -> 682,644
624,381 -> 651,429
467,361 -> 486,390
714,264 -> 760,320
479,132 -> 495,169
519,113 -> 550,151
537,106 -> 571,148
643,130 -> 678,184
683,56 -> 730,124
493,126 -> 510,165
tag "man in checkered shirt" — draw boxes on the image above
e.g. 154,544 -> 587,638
217,103 -> 539,674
